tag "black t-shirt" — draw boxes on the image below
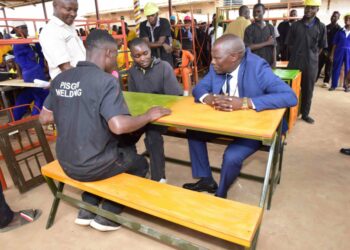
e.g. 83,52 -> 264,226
244,22 -> 276,66
44,61 -> 129,181
140,17 -> 173,66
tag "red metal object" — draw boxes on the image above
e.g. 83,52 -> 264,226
0,167 -> 7,190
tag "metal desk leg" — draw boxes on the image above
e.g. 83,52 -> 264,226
259,134 -> 277,208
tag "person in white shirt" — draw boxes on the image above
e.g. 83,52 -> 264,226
39,0 -> 85,79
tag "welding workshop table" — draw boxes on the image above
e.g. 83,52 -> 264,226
123,91 -> 286,209
273,69 -> 301,132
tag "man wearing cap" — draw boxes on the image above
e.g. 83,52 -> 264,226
140,2 -> 173,66
225,5 -> 251,40
286,0 -> 327,124
39,0 -> 85,79
170,15 -> 179,39
177,16 -> 193,51
11,21 -> 49,121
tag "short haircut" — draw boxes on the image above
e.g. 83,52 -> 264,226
332,11 -> 340,16
129,38 -> 149,51
253,3 -> 265,11
239,5 -> 248,16
86,29 -> 116,51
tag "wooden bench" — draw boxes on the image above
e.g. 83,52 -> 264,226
42,160 -> 263,250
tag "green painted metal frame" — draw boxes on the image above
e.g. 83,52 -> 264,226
43,176 -> 227,250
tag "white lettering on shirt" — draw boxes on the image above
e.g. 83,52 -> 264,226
56,81 -> 82,98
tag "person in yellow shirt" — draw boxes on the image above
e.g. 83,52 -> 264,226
116,39 -> 133,70
224,5 -> 251,40
118,22 -> 137,44
0,44 -> 12,64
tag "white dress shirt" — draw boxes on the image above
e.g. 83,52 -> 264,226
39,16 -> 86,79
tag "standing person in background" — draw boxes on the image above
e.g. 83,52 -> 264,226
139,2 -> 173,66
208,14 -> 223,47
277,9 -> 298,61
317,11 -> 341,88
224,5 -> 251,40
11,21 -> 49,121
286,0 -> 327,124
117,22 -> 137,45
177,16 -> 193,51
244,3 -> 276,67
39,0 -> 85,79
329,13 -> 350,92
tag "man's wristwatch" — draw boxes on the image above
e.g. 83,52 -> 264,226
241,97 -> 249,110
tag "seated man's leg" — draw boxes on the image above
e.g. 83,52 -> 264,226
0,184 -> 14,228
13,88 -> 34,121
181,67 -> 192,96
31,88 -> 49,115
216,138 -> 261,198
183,130 -> 218,193
90,145 -> 148,231
144,125 -> 167,181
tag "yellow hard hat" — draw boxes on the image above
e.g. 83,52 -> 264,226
304,0 -> 322,6
144,2 -> 159,16
345,13 -> 350,18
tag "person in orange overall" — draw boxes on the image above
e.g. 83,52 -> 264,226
173,40 -> 194,96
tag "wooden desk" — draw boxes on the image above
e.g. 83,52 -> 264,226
0,79 -> 38,88
273,69 -> 301,131
124,92 -> 285,208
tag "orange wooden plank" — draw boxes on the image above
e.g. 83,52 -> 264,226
42,160 -> 263,247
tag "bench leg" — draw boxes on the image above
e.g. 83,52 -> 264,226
267,122 -> 283,210
46,181 -> 64,229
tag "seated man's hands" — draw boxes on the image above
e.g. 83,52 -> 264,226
146,106 -> 172,121
213,95 -> 243,112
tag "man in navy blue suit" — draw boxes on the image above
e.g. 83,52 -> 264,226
183,34 -> 298,198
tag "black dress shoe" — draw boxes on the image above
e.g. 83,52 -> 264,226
302,116 -> 315,124
183,179 -> 218,193
340,148 -> 350,156
328,87 -> 335,91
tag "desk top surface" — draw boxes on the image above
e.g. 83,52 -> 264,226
0,79 -> 37,88
273,69 -> 300,80
124,92 -> 285,142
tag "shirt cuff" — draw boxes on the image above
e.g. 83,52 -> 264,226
199,93 -> 209,104
250,99 -> 256,110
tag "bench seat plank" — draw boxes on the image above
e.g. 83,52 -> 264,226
42,160 -> 262,247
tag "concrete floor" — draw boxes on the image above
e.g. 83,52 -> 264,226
1,81 -> 350,250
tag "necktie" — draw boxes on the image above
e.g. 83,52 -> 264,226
225,74 -> 232,96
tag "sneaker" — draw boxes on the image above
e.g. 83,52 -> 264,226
159,178 -> 167,183
74,209 -> 95,226
321,83 -> 329,88
90,215 -> 121,232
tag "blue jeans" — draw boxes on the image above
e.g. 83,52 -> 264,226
0,184 -> 14,228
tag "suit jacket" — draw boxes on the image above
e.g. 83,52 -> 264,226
193,49 -> 297,112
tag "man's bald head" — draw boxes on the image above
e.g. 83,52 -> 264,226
211,34 -> 245,74
53,0 -> 78,26
214,34 -> 245,56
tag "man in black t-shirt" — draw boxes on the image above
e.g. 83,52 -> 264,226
244,3 -> 276,67
128,38 -> 182,183
39,30 -> 171,232
139,2 -> 173,66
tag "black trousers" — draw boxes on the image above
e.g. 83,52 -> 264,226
317,50 -> 332,83
0,184 -> 14,228
82,145 -> 149,215
300,67 -> 317,117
